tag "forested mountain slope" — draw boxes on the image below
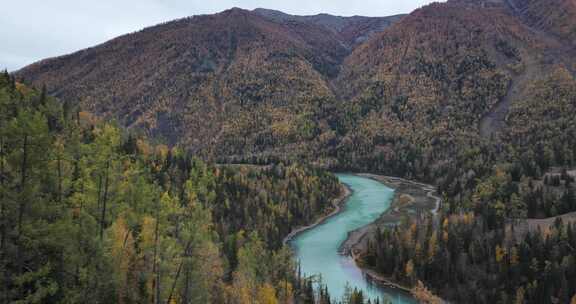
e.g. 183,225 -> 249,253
508,0 -> 576,43
0,72 -> 343,303
252,8 -> 405,47
6,0 -> 576,303
337,1 -> 576,302
329,0 -> 575,175
17,8 -> 351,150
15,1 -> 575,175
15,8 -> 409,163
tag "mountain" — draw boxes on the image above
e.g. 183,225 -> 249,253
328,0 -> 576,171
508,0 -> 576,43
14,1 -> 576,176
336,0 -> 540,145
0,72 -> 343,304
7,2 -> 576,302
252,8 -> 405,46
16,8 -> 404,155
17,9 -> 336,147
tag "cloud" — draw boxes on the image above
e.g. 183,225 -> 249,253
0,0 -> 436,71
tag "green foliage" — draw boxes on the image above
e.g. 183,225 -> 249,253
364,214 -> 576,303
0,73 -> 341,303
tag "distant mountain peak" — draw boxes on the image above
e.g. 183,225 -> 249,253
252,8 -> 405,45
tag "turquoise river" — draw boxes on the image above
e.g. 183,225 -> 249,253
289,174 -> 417,303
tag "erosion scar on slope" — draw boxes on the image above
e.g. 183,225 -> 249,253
480,0 -> 576,139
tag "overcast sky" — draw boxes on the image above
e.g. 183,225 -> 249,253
1,0 -> 437,71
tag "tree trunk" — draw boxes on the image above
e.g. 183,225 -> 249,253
166,241 -> 193,304
183,268 -> 190,304
0,135 -> 7,304
153,199 -> 160,304
96,173 -> 102,210
166,259 -> 184,304
99,161 -> 110,240
17,135 -> 28,240
16,134 -> 28,276
57,157 -> 62,204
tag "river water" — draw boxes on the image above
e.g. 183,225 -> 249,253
289,174 -> 417,303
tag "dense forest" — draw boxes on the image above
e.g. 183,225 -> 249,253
6,0 -> 576,303
0,72 -> 367,303
357,64 -> 576,303
364,215 -> 576,303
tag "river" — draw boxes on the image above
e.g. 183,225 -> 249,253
289,174 -> 417,303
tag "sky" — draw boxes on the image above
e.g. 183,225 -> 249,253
1,0 -> 437,71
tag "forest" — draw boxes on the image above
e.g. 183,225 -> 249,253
356,65 -> 576,303
6,38 -> 576,304
4,61 -> 576,304
0,71 -> 371,304
363,214 -> 576,303
3,1 -> 576,303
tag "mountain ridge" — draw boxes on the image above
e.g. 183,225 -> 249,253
14,1 -> 576,175
15,7 -> 406,154
251,8 -> 406,46
6,2 -> 576,303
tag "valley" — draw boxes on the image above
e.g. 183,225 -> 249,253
3,0 -> 576,303
289,174 -> 416,303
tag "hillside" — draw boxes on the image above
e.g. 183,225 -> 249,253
329,0 -> 576,174
508,0 -> 576,43
252,8 -> 405,46
14,1 -> 576,176
6,1 -> 576,303
17,9 -> 346,149
0,72 -> 344,303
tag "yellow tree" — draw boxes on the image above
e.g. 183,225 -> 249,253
405,260 -> 415,284
427,233 -> 438,264
109,215 -> 137,304
257,283 -> 279,304
495,245 -> 506,264
231,272 -> 255,304
232,233 -> 269,304
411,281 -> 441,304
139,216 -> 156,302
186,239 -> 224,303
